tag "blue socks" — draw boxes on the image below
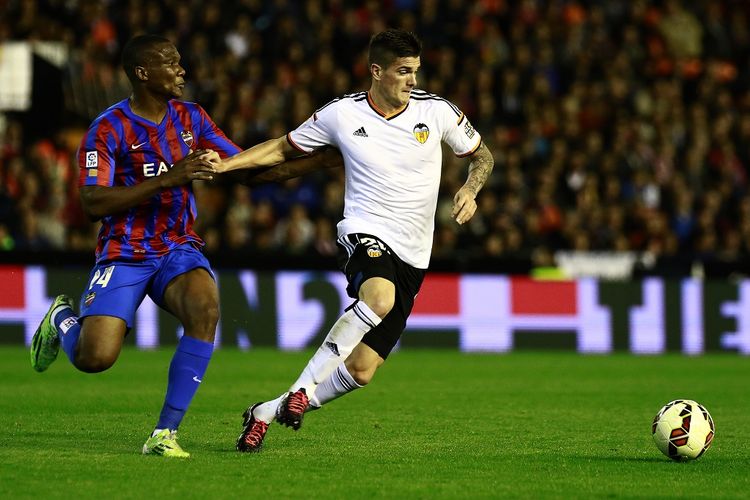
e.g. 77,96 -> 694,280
156,335 -> 214,431
54,308 -> 81,363
54,307 -> 213,432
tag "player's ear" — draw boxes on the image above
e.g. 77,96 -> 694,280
371,63 -> 382,81
134,65 -> 148,82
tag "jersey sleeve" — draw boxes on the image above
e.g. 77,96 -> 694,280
195,105 -> 242,158
77,118 -> 118,187
287,104 -> 337,154
440,101 -> 482,158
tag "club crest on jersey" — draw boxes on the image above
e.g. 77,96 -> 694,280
413,123 -> 429,144
180,130 -> 194,147
360,236 -> 387,258
84,292 -> 96,307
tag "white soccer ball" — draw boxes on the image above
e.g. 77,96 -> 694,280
652,399 -> 715,460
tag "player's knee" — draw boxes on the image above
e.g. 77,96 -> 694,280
348,365 -> 375,386
182,296 -> 219,340
345,359 -> 378,386
364,295 -> 395,319
75,350 -> 118,373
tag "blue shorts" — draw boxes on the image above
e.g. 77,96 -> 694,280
78,244 -> 215,328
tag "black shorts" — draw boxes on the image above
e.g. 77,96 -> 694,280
337,234 -> 426,359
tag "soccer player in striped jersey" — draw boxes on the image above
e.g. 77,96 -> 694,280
29,34 -> 342,458
218,29 -> 495,452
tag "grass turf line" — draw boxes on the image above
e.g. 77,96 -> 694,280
0,347 -> 748,498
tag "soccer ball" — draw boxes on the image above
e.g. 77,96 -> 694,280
651,399 -> 715,460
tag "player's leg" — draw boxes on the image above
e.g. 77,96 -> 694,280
238,290 -> 386,451
144,246 -> 218,457
274,277 -> 391,431
308,258 -> 425,409
306,344 -> 379,410
156,267 -> 218,431
74,316 -> 128,372
242,289 -> 385,447
237,235 -> 391,451
308,307 -> 399,409
292,277 -> 391,393
31,262 -> 145,373
74,262 -> 148,372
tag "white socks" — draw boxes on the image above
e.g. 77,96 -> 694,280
309,363 -> 362,408
254,363 -> 364,424
252,301 -> 380,425
253,393 -> 288,424
289,301 -> 380,398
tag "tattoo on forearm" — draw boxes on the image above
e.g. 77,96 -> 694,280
465,143 -> 494,195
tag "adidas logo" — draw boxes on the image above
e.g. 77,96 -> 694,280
353,127 -> 368,137
325,341 -> 340,356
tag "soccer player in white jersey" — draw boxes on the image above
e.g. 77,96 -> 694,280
215,29 -> 494,452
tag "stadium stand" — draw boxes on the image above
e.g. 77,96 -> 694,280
1,0 -> 750,275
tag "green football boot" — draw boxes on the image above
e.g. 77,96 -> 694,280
142,429 -> 191,458
30,294 -> 74,372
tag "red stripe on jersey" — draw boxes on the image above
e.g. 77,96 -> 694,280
102,237 -> 125,262
78,118 -> 120,188
510,277 -> 577,315
163,112 -> 190,246
120,111 -> 152,255
173,101 -> 195,147
412,274 -> 459,314
0,266 -> 25,308
192,105 -> 240,156
164,110 -> 186,160
118,110 -> 140,144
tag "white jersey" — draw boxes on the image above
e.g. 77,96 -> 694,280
288,90 -> 481,269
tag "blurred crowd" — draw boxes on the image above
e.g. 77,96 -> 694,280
2,0 -> 750,266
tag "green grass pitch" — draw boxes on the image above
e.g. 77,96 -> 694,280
1,347 -> 748,498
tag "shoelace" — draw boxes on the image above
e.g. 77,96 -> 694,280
244,420 -> 269,446
165,431 -> 181,447
287,391 -> 309,415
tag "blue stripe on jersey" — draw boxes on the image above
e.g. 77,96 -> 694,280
79,99 -> 239,262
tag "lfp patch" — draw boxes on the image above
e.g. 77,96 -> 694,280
86,151 -> 98,167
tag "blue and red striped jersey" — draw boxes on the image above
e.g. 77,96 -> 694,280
77,98 -> 241,263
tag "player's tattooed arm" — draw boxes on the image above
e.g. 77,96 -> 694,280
451,142 -> 494,225
464,142 -> 494,196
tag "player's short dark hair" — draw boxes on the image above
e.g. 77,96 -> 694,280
368,29 -> 422,68
121,34 -> 172,82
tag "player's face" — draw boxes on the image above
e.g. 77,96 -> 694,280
377,56 -> 420,108
142,43 -> 186,98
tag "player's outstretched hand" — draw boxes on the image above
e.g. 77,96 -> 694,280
452,186 -> 477,225
201,149 -> 221,166
162,149 -> 217,187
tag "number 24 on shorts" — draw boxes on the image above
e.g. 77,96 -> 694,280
89,265 -> 115,289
